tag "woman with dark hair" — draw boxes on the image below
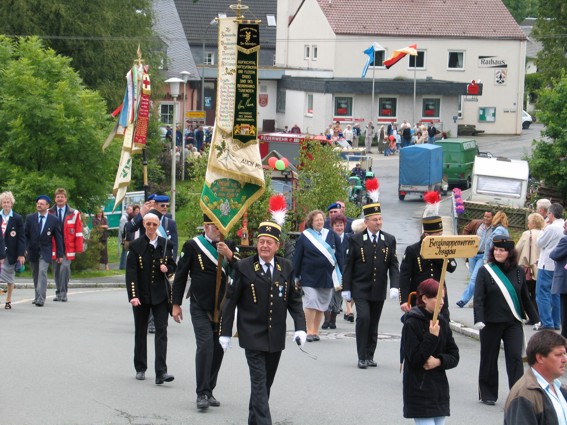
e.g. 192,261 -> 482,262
474,235 -> 539,406
293,209 -> 344,342
322,213 -> 350,329
92,208 -> 109,271
402,278 -> 459,425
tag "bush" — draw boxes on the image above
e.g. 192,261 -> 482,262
72,227 -> 105,271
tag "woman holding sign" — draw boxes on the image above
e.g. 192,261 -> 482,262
473,235 -> 539,406
402,278 -> 459,424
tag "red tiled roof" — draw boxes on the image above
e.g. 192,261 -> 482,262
315,0 -> 526,40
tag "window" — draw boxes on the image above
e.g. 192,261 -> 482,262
304,45 -> 310,60
306,94 -> 314,115
312,45 -> 318,60
160,103 -> 174,124
334,97 -> 352,117
408,51 -> 425,69
204,52 -> 214,65
448,51 -> 464,69
378,98 -> 397,117
276,83 -> 286,113
422,98 -> 440,118
266,15 -> 276,26
373,50 -> 385,67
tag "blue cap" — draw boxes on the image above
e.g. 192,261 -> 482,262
327,202 -> 340,211
35,195 -> 52,204
154,195 -> 170,203
147,194 -> 156,201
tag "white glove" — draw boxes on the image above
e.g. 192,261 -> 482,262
219,336 -> 231,352
342,291 -> 352,301
474,322 -> 486,330
293,330 -> 307,347
389,288 -> 399,300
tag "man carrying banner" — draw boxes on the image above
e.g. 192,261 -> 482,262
171,215 -> 239,410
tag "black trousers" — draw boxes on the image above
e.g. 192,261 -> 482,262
354,298 -> 385,361
132,300 -> 169,375
244,349 -> 282,425
190,301 -> 224,396
478,321 -> 524,402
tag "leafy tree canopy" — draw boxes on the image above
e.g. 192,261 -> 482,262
0,36 -> 116,213
529,72 -> 567,196
502,0 -> 538,23
0,0 -> 160,110
532,0 -> 567,83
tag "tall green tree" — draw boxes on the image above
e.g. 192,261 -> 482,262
0,0 -> 159,110
528,72 -> 567,196
0,36 -> 116,213
532,0 -> 567,83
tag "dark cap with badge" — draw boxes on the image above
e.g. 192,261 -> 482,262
257,221 -> 281,242
422,216 -> 443,234
363,202 -> 381,217
492,234 -> 515,250
327,202 -> 341,212
35,195 -> 52,204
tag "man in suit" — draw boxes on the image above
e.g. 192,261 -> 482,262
154,194 -> 178,258
25,195 -> 64,307
324,201 -> 353,234
220,222 -> 307,425
49,188 -> 84,302
342,202 -> 400,369
126,212 -> 176,384
172,215 -> 239,410
0,191 -> 22,309
399,216 -> 457,318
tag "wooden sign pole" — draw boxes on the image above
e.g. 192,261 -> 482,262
432,258 -> 448,324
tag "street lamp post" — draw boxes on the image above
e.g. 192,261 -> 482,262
164,77 -> 184,220
180,70 -> 191,181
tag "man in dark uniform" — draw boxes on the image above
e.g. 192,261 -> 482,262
399,216 -> 457,317
219,222 -> 307,425
342,203 -> 400,369
153,194 -> 178,258
172,215 -> 239,410
126,212 -> 176,384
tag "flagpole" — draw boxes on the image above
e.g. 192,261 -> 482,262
413,60 -> 417,125
371,59 -> 375,133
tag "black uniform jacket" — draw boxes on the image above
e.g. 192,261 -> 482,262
1,212 -> 25,264
220,255 -> 306,353
171,237 -> 238,313
399,239 -> 457,306
342,230 -> 399,301
474,263 -> 539,324
402,306 -> 459,419
126,235 -> 176,305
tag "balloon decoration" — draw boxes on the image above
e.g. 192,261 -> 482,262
268,156 -> 290,171
453,188 -> 465,215
389,135 -> 395,142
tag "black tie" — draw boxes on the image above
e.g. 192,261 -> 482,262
371,234 -> 376,244
58,208 -> 63,223
265,263 -> 272,282
38,215 -> 44,233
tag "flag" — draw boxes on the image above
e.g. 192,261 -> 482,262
200,18 -> 266,236
361,42 -> 384,78
383,44 -> 418,69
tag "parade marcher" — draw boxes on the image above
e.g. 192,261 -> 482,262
342,202 -> 400,368
324,201 -> 353,234
399,216 -> 457,318
25,195 -> 63,307
49,188 -> 84,301
504,330 -> 567,425
402,279 -> 459,424
171,215 -> 239,410
0,191 -> 25,309
126,213 -> 176,385
154,194 -> 178,258
220,221 -> 306,425
474,235 -> 539,405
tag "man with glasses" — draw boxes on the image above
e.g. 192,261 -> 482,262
324,201 -> 353,233
154,195 -> 178,259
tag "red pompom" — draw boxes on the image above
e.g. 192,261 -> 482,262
424,191 -> 441,204
269,194 -> 287,212
365,177 -> 380,192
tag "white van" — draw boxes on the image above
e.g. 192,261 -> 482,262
470,156 -> 529,208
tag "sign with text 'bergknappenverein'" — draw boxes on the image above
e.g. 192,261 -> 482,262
420,236 -> 480,259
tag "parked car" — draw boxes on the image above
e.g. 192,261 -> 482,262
522,110 -> 533,129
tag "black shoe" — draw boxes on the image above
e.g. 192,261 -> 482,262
208,395 -> 220,407
321,321 -> 330,329
481,399 -> 496,406
312,335 -> 320,341
155,373 -> 174,385
61,298 -> 68,302
197,394 -> 210,410
32,300 -> 36,305
347,314 -> 354,323
456,300 -> 466,308
358,360 -> 367,369
36,302 -> 44,307
136,371 -> 145,380
329,322 -> 336,329
53,297 -> 60,302
366,359 -> 377,367
306,334 -> 314,342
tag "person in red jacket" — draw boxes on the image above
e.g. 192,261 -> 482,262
49,188 -> 84,302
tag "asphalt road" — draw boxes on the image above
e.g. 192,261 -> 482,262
1,124 -> 553,425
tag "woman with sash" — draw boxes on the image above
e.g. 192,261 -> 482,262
293,210 -> 344,342
473,235 -> 539,406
